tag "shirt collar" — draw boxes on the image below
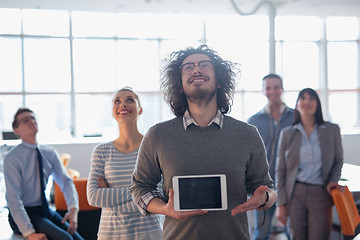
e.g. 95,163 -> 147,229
294,123 -> 306,132
294,122 -> 325,131
294,123 -> 326,137
183,109 -> 224,130
21,141 -> 38,149
264,103 -> 287,115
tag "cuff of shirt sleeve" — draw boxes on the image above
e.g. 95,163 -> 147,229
23,229 -> 36,238
67,204 -> 79,211
138,191 -> 164,216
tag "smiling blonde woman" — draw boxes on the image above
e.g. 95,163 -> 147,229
87,87 -> 163,240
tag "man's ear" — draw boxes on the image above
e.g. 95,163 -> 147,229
13,128 -> 21,137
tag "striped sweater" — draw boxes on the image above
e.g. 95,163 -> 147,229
87,142 -> 162,239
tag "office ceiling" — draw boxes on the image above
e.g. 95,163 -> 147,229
1,0 -> 360,16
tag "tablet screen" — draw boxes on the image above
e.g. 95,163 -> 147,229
173,174 -> 227,211
179,177 -> 221,209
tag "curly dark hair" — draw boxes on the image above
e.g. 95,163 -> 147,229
160,45 -> 239,117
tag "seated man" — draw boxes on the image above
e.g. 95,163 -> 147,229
3,107 -> 84,240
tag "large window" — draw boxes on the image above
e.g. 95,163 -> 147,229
0,9 -> 359,142
326,17 -> 359,133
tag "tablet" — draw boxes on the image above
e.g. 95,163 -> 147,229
172,174 -> 227,211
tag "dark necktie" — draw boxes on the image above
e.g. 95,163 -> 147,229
36,147 -> 50,218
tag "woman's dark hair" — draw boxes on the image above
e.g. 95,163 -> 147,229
293,88 -> 325,126
160,45 -> 239,117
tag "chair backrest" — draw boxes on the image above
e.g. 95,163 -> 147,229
59,153 -> 80,179
60,153 -> 71,169
54,178 -> 99,211
332,186 -> 360,236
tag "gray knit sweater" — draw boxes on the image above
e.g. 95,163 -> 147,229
130,115 -> 273,240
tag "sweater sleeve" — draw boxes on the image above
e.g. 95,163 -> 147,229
130,126 -> 164,215
244,125 -> 274,194
87,145 -> 133,209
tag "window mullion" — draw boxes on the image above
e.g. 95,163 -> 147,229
319,17 -> 329,120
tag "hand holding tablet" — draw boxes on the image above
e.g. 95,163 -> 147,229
172,174 -> 228,211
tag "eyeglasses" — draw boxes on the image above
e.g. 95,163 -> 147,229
180,60 -> 214,73
17,116 -> 36,126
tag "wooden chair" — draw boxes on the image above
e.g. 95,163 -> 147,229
332,186 -> 360,239
59,153 -> 80,179
54,179 -> 101,240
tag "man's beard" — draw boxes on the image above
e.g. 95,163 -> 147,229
185,86 -> 217,105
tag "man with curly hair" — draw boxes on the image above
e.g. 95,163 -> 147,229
130,45 -> 276,239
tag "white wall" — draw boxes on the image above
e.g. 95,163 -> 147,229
50,142 -> 99,179
341,134 -> 360,166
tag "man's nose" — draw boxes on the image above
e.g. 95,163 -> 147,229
192,65 -> 202,74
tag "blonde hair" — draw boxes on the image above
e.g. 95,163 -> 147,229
113,86 -> 142,108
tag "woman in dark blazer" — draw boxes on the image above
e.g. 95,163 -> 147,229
275,88 -> 343,240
